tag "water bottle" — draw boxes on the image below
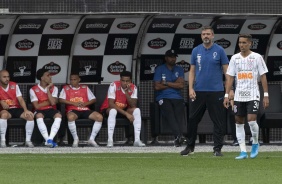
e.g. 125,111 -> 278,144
162,74 -> 166,83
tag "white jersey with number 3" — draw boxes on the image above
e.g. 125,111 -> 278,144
227,52 -> 268,102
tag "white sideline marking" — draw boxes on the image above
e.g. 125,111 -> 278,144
1,155 -> 282,160
0,145 -> 282,154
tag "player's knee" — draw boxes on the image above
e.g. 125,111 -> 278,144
67,114 -> 76,122
54,113 -> 62,119
35,113 -> 44,119
133,108 -> 141,116
26,116 -> 34,121
0,112 -> 9,119
109,109 -> 117,117
96,113 -> 103,122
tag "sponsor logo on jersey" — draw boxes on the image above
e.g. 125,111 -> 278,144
115,102 -> 127,109
214,38 -> 231,49
175,72 -> 179,78
176,60 -> 190,73
248,23 -> 266,30
70,97 -> 83,102
239,91 -> 251,97
107,61 -> 126,75
238,72 -> 253,79
179,38 -> 195,49
50,22 -> 69,30
42,62 -> 61,76
16,39 -> 34,50
81,38 -> 100,50
247,57 -> 254,69
0,24 -> 4,29
4,99 -> 15,105
183,22 -> 202,30
47,38 -> 63,50
148,38 -> 166,49
113,38 -> 129,49
117,22 -> 136,29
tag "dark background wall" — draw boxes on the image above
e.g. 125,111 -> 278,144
0,0 -> 281,14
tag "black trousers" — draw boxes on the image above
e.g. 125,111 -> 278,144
187,91 -> 226,150
158,98 -> 185,138
228,106 -> 237,141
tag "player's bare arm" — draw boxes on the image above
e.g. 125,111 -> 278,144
46,83 -> 57,105
261,74 -> 269,109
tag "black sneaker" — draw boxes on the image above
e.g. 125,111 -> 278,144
180,136 -> 188,144
213,148 -> 223,156
124,138 -> 133,145
149,138 -> 160,146
174,138 -> 181,147
232,140 -> 239,146
180,146 -> 194,156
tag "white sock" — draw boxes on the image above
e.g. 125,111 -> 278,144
49,118 -> 61,140
108,109 -> 117,141
25,120 -> 34,142
68,121 -> 78,140
133,108 -> 142,142
36,118 -> 49,141
89,121 -> 102,140
236,123 -> 246,152
0,119 -> 7,141
249,121 -> 259,144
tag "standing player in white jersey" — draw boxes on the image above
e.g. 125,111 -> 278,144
224,34 -> 269,160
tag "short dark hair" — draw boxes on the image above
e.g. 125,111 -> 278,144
201,25 -> 214,33
70,71 -> 80,77
239,34 -> 252,41
36,68 -> 49,80
120,71 -> 132,79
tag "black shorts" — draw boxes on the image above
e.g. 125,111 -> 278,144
8,108 -> 24,118
233,100 -> 259,116
35,108 -> 61,119
68,110 -> 93,119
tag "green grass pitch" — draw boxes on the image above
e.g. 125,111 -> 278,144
0,152 -> 281,184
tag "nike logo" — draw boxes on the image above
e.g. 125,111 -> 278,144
218,97 -> 224,100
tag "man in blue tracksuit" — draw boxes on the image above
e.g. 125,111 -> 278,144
180,26 -> 229,156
